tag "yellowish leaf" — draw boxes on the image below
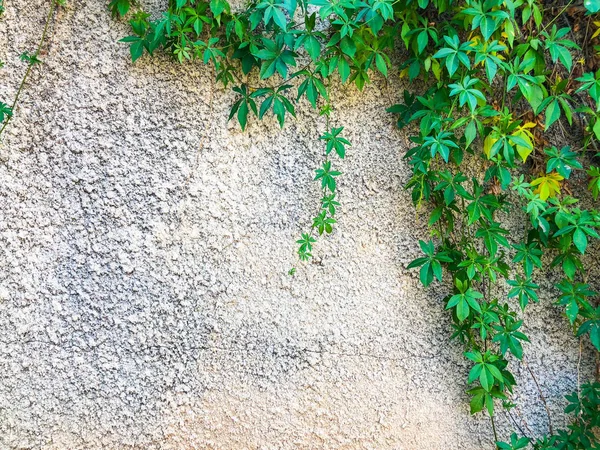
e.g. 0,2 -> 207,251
503,21 -> 515,47
483,135 -> 497,159
514,131 -> 533,162
512,123 -> 536,162
431,59 -> 441,81
530,172 -> 564,200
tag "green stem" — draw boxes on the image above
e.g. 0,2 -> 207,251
0,0 -> 57,138
540,0 -> 575,33
490,414 -> 499,447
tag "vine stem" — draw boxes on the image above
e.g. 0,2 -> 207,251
577,337 -> 583,422
490,414 -> 499,447
510,403 -> 535,437
506,408 -> 528,440
522,357 -> 554,435
540,0 -> 575,33
0,0 -> 57,138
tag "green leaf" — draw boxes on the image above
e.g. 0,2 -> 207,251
416,31 -> 428,54
573,227 -> 588,253
340,36 -> 356,58
375,53 -> 388,77
585,0 -> 600,13
304,36 -> 320,60
109,0 -> 131,17
0,102 -> 12,122
544,99 -> 560,130
338,57 -> 350,83
210,0 -> 230,17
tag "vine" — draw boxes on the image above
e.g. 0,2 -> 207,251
88,0 -> 600,445
0,0 -> 64,139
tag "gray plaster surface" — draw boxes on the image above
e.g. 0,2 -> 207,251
0,1 -> 595,448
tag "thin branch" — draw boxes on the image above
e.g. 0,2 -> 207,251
523,357 -> 554,435
506,408 -> 529,441
0,0 -> 58,138
490,414 -> 499,447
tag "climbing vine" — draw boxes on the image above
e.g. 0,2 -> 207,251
7,0 -> 593,445
0,0 -> 64,139
111,0 -> 600,446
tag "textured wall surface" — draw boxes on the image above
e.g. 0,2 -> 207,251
0,1 -> 595,449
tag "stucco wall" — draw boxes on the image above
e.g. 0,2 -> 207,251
0,1 -> 595,448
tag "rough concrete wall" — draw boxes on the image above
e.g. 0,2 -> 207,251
0,1 -> 594,448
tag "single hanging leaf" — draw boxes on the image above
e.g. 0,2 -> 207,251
585,0 -> 600,13
483,135 -> 497,159
513,129 -> 533,162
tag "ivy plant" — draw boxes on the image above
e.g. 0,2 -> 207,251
102,0 -> 600,446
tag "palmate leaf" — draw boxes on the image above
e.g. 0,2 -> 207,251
542,25 -> 580,72
422,130 -> 459,162
497,433 -> 531,450
0,102 -> 12,123
462,0 -> 508,41
544,98 -> 560,130
483,127 -> 534,166
468,386 -> 506,416
551,251 -> 583,280
473,40 -> 506,83
588,166 -> 600,200
434,170 -> 469,206
294,22 -> 322,61
405,18 -> 438,55
120,35 -> 146,62
256,0 -> 289,29
320,127 -> 351,158
512,242 -> 542,277
432,35 -> 472,77
553,210 -> 600,254
507,276 -> 539,310
449,76 -> 486,112
556,280 -> 597,324
504,56 -> 546,112
539,94 -> 573,130
314,160 -> 341,192
229,85 -> 258,130
296,233 -> 316,252
294,70 -> 328,108
578,313 -> 600,351
407,240 -> 453,286
465,350 -> 504,392
531,172 -> 563,200
545,146 -> 582,179
446,279 -> 483,321
252,85 -> 296,127
475,222 -> 509,257
109,0 -> 131,17
312,210 -> 336,235
253,37 -> 297,79
321,193 -> 340,215
492,318 -> 529,359
210,0 -> 231,17
576,70 -> 600,102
